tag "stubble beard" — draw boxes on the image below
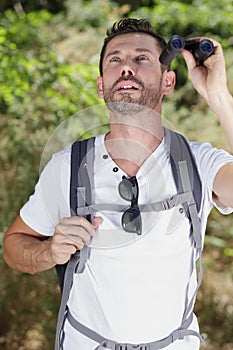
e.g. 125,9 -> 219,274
103,77 -> 163,114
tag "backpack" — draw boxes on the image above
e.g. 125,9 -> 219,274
55,127 -> 205,350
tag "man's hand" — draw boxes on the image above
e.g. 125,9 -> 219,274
181,38 -> 228,106
50,216 -> 102,265
3,214 -> 102,274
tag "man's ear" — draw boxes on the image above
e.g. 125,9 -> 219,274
97,76 -> 103,99
162,70 -> 176,95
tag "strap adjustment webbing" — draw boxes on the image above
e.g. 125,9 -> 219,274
113,345 -> 148,350
67,309 -> 205,350
76,191 -> 193,216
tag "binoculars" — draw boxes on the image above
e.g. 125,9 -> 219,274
159,35 -> 214,66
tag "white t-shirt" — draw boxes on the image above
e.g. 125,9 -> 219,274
20,134 -> 233,350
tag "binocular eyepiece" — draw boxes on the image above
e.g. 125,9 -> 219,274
159,35 -> 214,66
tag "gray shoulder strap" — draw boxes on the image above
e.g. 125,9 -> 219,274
70,137 -> 95,219
163,127 -> 202,212
75,137 -> 95,273
167,131 -> 204,333
55,137 -> 95,350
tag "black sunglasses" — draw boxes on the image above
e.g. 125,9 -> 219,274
118,176 -> 142,235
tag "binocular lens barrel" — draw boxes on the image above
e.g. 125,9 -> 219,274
199,40 -> 214,54
159,35 -> 185,66
189,39 -> 214,65
170,35 -> 185,50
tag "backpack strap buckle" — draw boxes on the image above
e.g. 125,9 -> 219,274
162,196 -> 176,210
171,329 -> 184,342
95,342 -> 148,350
115,345 -> 148,350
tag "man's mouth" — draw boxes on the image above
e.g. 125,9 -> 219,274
115,80 -> 140,92
119,85 -> 138,90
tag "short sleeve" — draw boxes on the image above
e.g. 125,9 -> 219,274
190,142 -> 233,214
20,148 -> 71,236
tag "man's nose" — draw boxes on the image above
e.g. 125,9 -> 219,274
120,59 -> 135,76
121,67 -> 134,76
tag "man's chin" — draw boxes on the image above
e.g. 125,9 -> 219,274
107,101 -> 145,113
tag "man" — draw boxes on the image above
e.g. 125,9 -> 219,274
3,18 -> 233,350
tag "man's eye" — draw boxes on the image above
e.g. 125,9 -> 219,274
137,55 -> 148,61
110,57 -> 120,62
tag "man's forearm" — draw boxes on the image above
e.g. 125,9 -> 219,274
209,90 -> 233,152
3,233 -> 55,274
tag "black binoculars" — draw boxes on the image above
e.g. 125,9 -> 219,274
159,35 -> 214,66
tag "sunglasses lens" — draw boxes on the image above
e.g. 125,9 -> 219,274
122,206 -> 142,235
119,176 -> 142,235
119,177 -> 138,201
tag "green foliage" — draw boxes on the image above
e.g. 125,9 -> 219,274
65,0 -> 118,29
0,0 -> 66,14
0,9 -> 102,235
0,10 -> 100,119
0,268 -> 59,349
131,0 -> 233,39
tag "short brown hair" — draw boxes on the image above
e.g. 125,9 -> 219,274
99,18 -> 168,75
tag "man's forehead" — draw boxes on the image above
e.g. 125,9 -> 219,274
105,33 -> 158,53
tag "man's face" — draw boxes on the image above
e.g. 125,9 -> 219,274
98,33 -> 171,113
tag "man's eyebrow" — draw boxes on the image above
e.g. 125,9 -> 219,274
105,50 -> 121,60
104,48 -> 154,60
135,48 -> 153,54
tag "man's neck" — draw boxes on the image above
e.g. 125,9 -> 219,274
105,111 -> 164,177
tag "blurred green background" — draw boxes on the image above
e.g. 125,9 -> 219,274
0,0 -> 233,349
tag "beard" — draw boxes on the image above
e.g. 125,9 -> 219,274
103,76 -> 163,113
